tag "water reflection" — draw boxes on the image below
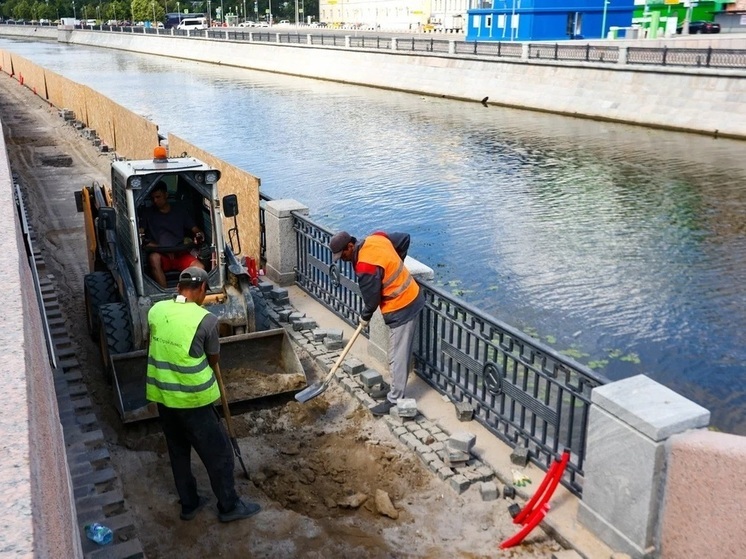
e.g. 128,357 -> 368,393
2,39 -> 745,434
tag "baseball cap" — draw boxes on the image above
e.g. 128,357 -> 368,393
178,266 -> 208,286
329,231 -> 352,261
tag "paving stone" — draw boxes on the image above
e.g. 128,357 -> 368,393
323,339 -> 344,351
312,328 -> 326,341
257,279 -> 274,292
434,432 -> 449,442
510,447 -> 530,467
326,328 -> 344,342
476,465 -> 494,481
277,309 -> 293,322
415,418 -> 435,431
455,401 -> 475,421
449,474 -> 470,494
400,433 -> 418,450
359,369 -> 383,387
437,467 -> 454,481
551,551 -> 584,559
270,287 -> 289,301
480,481 -> 499,501
448,432 -> 476,452
413,429 -> 430,441
429,441 -> 445,453
293,317 -> 318,331
288,311 -> 305,323
342,357 -> 366,375
397,398 -> 417,417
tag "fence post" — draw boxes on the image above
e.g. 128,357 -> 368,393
706,46 -> 712,67
521,43 -> 529,61
262,199 -> 309,286
578,375 -> 709,558
448,40 -> 455,55
307,34 -> 312,45
367,258 -> 435,366
345,35 -> 351,48
618,46 -> 628,65
391,37 -> 397,51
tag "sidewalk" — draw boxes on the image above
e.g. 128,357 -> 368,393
284,284 -> 616,559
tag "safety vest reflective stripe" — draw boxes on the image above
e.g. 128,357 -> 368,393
146,375 -> 216,394
147,355 -> 210,375
358,235 -> 419,314
146,299 -> 220,408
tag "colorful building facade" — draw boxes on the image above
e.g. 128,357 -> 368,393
466,0 -> 636,42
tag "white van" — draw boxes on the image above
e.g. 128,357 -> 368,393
177,17 -> 208,30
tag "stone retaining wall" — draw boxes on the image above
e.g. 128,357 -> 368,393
57,29 -> 746,139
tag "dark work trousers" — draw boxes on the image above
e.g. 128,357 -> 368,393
157,403 -> 239,513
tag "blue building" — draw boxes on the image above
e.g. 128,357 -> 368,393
466,0 -> 636,42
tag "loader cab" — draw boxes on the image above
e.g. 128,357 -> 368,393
110,151 -> 224,297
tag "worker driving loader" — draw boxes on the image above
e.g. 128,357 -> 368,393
139,180 -> 206,288
77,146 -> 307,423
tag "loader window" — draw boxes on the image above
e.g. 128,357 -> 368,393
136,177 -> 216,290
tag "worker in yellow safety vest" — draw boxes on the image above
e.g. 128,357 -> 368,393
329,231 -> 425,416
146,266 -> 261,523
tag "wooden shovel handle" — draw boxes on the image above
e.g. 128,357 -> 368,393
213,362 -> 235,438
321,321 -> 366,385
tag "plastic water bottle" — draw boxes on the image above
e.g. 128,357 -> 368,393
85,523 -> 113,545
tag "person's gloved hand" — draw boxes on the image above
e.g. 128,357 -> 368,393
194,231 -> 205,245
359,319 -> 370,328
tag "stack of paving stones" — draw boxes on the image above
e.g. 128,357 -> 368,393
59,109 -> 109,152
19,187 -> 144,558
259,280 -> 499,498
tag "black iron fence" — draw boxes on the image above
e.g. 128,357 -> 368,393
627,46 -> 746,68
56,24 -> 746,71
284,208 -> 608,496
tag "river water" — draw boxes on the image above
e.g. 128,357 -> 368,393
2,38 -> 744,434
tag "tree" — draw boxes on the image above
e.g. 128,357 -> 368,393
131,0 -> 163,23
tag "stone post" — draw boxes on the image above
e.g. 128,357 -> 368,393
366,257 -> 434,366
618,46 -> 628,66
307,34 -> 312,45
391,37 -> 397,51
345,35 -> 351,48
262,199 -> 309,286
578,375 -> 710,558
521,42 -> 530,61
448,40 -> 456,55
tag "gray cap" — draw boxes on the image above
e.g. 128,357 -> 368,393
178,266 -> 208,286
330,231 -> 353,261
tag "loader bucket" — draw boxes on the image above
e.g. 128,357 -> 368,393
110,328 -> 307,423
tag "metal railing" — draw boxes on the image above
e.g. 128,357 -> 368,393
530,43 -> 619,63
286,209 -> 608,496
56,25 -> 746,71
627,46 -> 746,68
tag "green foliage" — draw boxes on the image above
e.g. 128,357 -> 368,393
131,0 -> 164,23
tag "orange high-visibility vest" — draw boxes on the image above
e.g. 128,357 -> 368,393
357,234 -> 420,314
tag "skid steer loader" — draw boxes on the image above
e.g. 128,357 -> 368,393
76,147 -> 306,422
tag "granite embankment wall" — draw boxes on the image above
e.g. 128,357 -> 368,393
2,25 -> 745,138
0,117 -> 81,555
63,28 -> 746,140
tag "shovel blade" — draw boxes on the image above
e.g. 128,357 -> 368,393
294,381 -> 327,403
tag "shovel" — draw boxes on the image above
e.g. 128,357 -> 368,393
213,363 -> 251,479
295,321 -> 365,403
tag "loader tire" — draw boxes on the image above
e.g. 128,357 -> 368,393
84,272 -> 118,341
251,288 -> 272,332
98,302 -> 133,383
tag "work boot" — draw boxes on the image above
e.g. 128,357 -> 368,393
369,400 -> 395,416
218,499 -> 262,523
180,496 -> 208,521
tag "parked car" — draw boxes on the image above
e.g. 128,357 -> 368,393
237,21 -> 256,27
256,21 -> 269,28
677,20 -> 721,34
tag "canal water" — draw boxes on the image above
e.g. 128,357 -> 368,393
2,38 -> 744,434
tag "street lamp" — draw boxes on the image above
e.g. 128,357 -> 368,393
220,0 -> 224,24
601,0 -> 610,40
72,0 -> 76,21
